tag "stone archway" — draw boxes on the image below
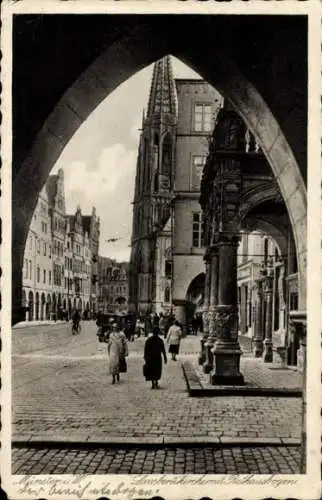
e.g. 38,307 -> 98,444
186,273 -> 206,334
12,26 -> 307,324
46,294 -> 51,320
35,292 -> 39,321
52,293 -> 57,315
28,291 -> 34,321
40,293 -> 46,321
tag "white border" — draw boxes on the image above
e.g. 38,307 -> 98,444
1,1 -> 321,499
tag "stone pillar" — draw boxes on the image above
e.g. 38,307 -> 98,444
240,285 -> 247,334
252,276 -> 264,357
289,311 -> 306,473
198,254 -> 211,365
138,272 -> 153,315
211,236 -> 244,385
173,299 -> 186,334
203,248 -> 219,373
263,263 -> 274,363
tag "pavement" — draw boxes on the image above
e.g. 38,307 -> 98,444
11,321 -> 303,474
13,320 -> 67,329
12,445 -> 300,475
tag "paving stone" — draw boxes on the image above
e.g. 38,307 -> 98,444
13,323 -> 302,450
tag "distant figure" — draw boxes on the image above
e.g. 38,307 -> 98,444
166,320 -> 182,361
144,326 -> 167,389
72,309 -> 81,327
191,315 -> 199,335
136,317 -> 144,338
153,313 -> 160,328
159,313 -> 165,337
108,323 -> 128,384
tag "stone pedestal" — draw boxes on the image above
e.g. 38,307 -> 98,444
211,239 -> 244,386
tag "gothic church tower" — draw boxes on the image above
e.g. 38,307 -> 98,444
129,56 -> 177,315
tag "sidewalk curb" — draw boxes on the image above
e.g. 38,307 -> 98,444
12,436 -> 301,448
13,321 -> 67,329
182,361 -> 302,398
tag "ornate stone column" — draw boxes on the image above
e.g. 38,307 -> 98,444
203,248 -> 219,373
198,252 -> 211,365
263,261 -> 274,363
252,271 -> 264,357
211,235 -> 244,385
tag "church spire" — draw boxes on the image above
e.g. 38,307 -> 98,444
147,55 -> 177,118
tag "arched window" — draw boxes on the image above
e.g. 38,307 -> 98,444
162,133 -> 172,176
154,173 -> 159,192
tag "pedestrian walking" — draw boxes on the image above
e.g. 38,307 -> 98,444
143,326 -> 167,389
166,320 -> 182,361
107,322 -> 128,384
159,313 -> 165,337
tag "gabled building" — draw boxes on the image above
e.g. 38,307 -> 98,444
98,257 -> 129,314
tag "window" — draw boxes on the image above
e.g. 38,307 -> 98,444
29,236 -> 33,250
24,259 -> 28,279
164,287 -> 170,303
192,213 -> 205,248
37,266 -> 40,283
53,264 -> 62,286
49,271 -> 52,285
43,269 -> 46,284
43,242 -> 47,256
289,292 -> 298,311
49,245 -> 51,258
194,103 -> 213,132
37,240 -> 40,255
191,155 -> 207,191
165,260 -> 172,278
29,260 -> 32,279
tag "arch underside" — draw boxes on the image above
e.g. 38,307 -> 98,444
12,19 -> 307,324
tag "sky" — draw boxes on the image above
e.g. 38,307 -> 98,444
51,56 -> 202,262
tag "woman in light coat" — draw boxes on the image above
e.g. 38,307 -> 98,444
108,323 -> 128,384
166,320 -> 182,361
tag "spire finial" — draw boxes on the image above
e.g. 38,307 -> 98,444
146,55 -> 177,118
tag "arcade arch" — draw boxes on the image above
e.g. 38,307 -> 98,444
12,26 -> 307,324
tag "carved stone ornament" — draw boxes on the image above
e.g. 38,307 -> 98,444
214,305 -> 238,340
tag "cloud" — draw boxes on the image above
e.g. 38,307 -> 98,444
63,144 -> 137,261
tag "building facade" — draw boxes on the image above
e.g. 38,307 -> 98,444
130,56 -> 301,368
22,184 -> 53,321
97,257 -> 129,314
129,56 -> 223,325
22,169 -> 100,321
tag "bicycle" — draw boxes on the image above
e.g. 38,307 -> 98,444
72,322 -> 81,335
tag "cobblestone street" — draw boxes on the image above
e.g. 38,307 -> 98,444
12,445 -> 300,475
12,322 -> 303,474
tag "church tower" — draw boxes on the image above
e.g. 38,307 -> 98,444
129,55 -> 177,316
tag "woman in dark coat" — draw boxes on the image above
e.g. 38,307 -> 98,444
144,327 -> 167,389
